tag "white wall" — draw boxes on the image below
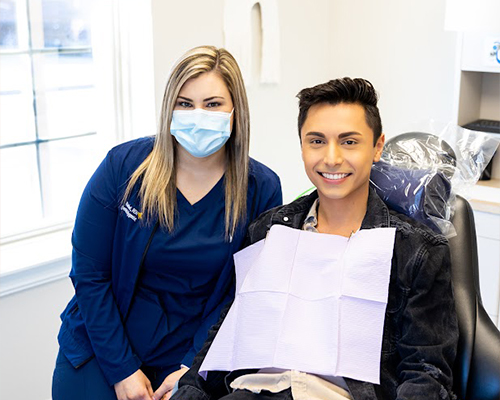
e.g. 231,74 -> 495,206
245,0 -> 335,201
0,278 -> 73,400
151,0 -> 335,202
0,2 -> 459,399
327,0 -> 458,139
151,0 -> 457,202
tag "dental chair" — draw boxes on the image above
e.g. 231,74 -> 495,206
449,196 -> 500,400
384,132 -> 500,400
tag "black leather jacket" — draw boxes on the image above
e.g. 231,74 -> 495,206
173,188 -> 458,400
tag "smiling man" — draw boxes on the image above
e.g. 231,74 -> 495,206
171,78 -> 458,400
299,97 -> 384,238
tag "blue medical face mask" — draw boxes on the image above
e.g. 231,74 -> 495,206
170,108 -> 233,158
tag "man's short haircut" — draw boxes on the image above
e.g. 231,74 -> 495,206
297,77 -> 383,145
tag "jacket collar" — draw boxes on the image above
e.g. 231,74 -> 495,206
270,186 -> 391,230
361,186 -> 392,229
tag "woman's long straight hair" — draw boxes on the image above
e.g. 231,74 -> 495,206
122,46 -> 250,238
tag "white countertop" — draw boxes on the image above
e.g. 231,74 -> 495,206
469,179 -> 500,214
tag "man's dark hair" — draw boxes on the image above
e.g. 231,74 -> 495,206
297,77 -> 382,145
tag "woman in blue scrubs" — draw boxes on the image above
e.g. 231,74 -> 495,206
52,46 -> 282,400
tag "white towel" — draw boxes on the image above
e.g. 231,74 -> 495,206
223,0 -> 281,85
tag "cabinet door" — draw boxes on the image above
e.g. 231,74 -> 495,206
477,236 -> 500,326
474,210 -> 500,327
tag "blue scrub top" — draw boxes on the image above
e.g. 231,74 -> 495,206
57,137 -> 283,386
125,176 -> 232,369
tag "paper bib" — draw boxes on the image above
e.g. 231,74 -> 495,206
200,224 -> 396,384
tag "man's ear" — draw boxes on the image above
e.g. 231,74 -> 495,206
299,132 -> 304,161
373,133 -> 385,162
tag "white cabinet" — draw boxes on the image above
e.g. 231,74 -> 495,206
453,32 -> 500,126
452,32 -> 500,180
474,210 -> 500,327
453,32 -> 500,328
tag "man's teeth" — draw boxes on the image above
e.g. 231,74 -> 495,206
321,172 -> 349,180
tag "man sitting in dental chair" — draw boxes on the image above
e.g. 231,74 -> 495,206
170,78 -> 458,400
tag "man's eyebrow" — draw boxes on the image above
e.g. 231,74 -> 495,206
304,131 -> 326,138
338,131 -> 362,139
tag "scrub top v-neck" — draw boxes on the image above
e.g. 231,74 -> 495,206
125,175 -> 231,368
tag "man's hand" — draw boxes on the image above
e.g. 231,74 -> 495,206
152,367 -> 189,400
114,369 -> 154,400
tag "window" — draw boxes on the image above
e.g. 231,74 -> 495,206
1,0 -> 99,239
0,0 -> 156,294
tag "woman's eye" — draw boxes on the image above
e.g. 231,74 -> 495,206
178,101 -> 192,108
206,101 -> 221,108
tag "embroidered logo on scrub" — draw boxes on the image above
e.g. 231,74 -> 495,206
121,201 -> 142,222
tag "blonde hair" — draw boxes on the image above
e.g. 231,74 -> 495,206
122,46 -> 250,238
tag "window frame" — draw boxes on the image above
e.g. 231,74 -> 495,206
0,0 -> 157,297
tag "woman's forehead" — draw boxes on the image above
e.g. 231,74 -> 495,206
178,71 -> 229,98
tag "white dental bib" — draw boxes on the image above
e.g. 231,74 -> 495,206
200,224 -> 396,384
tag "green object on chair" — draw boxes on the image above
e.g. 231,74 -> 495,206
295,186 -> 316,200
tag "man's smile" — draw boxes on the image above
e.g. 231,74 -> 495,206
319,172 -> 351,180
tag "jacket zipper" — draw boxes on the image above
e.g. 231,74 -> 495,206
123,220 -> 160,323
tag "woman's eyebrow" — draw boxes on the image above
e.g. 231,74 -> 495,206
203,96 -> 225,102
177,95 -> 225,102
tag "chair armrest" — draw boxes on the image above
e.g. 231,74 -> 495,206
466,302 -> 500,400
